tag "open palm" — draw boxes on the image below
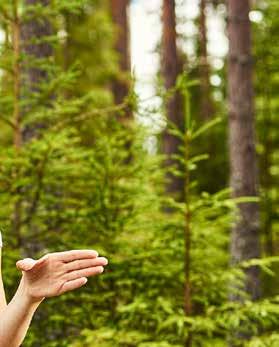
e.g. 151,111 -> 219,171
16,250 -> 108,301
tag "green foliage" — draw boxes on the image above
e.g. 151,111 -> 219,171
0,1 -> 278,347
67,76 -> 278,347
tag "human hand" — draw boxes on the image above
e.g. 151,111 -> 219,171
16,250 -> 108,302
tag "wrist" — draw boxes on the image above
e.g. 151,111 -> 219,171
18,277 -> 45,307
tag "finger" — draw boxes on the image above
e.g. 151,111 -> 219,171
66,266 -> 104,281
16,256 -> 48,272
60,277 -> 88,294
56,250 -> 99,263
65,257 -> 108,272
16,258 -> 37,271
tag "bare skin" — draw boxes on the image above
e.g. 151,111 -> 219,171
0,249 -> 108,347
0,249 -> 7,311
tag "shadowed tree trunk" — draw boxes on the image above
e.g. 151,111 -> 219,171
161,0 -> 184,200
21,0 -> 53,142
18,0 -> 56,335
107,0 -> 132,318
109,0 -> 131,116
227,0 -> 261,305
198,0 -> 214,120
161,1 -> 190,346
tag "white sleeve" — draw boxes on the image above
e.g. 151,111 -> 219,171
0,232 -> 2,248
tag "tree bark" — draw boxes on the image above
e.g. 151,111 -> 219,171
161,1 -> 190,345
161,0 -> 184,199
227,0 -> 261,301
109,0 -> 131,112
198,0 -> 213,120
21,0 -> 53,142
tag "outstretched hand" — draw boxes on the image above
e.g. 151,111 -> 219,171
16,250 -> 108,302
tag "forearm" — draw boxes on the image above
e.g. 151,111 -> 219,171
0,231 -> 6,310
0,278 -> 42,347
0,248 -> 107,347
0,272 -> 7,312
0,249 -> 7,311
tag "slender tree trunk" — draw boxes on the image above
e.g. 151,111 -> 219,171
184,132 -> 192,347
198,0 -> 213,120
109,0 -> 131,114
19,0 -> 54,336
161,1 -> 190,345
227,0 -> 261,302
12,8 -> 21,151
21,0 -> 53,142
161,0 -> 184,199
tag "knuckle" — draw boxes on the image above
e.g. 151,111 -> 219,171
43,254 -> 50,261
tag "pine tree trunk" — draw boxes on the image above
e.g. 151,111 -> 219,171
21,0 -> 53,142
198,0 -> 213,120
109,0 -> 131,113
227,0 -> 261,301
19,0 -> 55,337
161,1 -> 190,345
161,0 -> 184,199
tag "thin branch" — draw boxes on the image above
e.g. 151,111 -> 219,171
52,101 -> 129,132
0,115 -> 16,129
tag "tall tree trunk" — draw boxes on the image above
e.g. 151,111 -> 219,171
198,0 -> 213,120
161,0 -> 184,199
161,1 -> 189,345
21,0 -> 53,142
227,0 -> 261,302
19,0 -> 55,335
109,0 -> 131,114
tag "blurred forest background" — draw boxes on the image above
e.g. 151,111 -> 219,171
0,0 -> 278,346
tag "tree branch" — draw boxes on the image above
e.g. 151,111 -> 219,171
0,115 -> 16,129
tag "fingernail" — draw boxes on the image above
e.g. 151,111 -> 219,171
100,257 -> 108,265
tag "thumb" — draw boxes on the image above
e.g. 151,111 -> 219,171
16,258 -> 37,272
